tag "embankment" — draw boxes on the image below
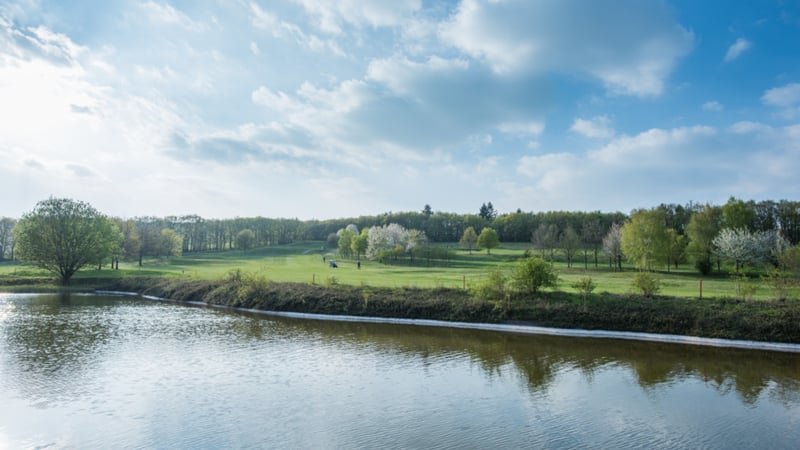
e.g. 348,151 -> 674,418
102,276 -> 800,344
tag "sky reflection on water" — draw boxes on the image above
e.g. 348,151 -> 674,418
1,293 -> 798,449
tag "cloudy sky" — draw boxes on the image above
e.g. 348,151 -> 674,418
2,1 -> 799,220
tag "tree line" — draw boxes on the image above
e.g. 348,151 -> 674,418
3,197 -> 800,281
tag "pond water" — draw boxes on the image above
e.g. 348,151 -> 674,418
1,293 -> 799,449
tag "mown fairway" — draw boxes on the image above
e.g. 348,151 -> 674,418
1,241 -> 797,300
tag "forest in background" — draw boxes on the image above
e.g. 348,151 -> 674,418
1,198 -> 799,275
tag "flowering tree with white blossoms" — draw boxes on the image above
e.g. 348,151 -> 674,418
712,228 -> 787,273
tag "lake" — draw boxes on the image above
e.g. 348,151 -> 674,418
1,293 -> 799,449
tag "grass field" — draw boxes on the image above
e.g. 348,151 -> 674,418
1,241 -> 797,300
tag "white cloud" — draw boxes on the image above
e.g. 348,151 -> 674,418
292,0 -> 422,34
762,83 -> 800,119
3,1 -> 798,219
366,55 -> 470,95
250,3 -> 280,33
724,38 -> 752,62
518,152 -> 581,189
497,121 -> 545,137
250,4 -> 345,56
438,0 -> 693,96
762,83 -> 800,108
505,123 -> 799,213
570,116 -> 615,139
589,126 -> 716,166
140,1 -> 204,31
251,86 -> 301,112
729,121 -> 770,134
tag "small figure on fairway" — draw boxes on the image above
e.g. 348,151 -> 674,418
357,261 -> 361,270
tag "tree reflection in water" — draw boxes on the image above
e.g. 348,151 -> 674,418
244,311 -> 800,406
1,294 -> 798,409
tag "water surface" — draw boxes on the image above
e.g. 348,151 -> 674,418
1,293 -> 798,449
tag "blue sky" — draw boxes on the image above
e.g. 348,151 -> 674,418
1,0 -> 799,219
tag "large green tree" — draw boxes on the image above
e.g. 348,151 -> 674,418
159,228 -> 183,257
620,209 -> 669,271
686,204 -> 722,274
236,229 -> 256,250
14,198 -> 122,284
722,196 -> 755,230
351,228 -> 369,261
477,227 -> 500,254
337,228 -> 355,258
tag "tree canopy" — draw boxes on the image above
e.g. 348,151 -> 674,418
477,227 -> 500,254
14,198 -> 122,284
621,209 -> 669,271
459,226 -> 478,254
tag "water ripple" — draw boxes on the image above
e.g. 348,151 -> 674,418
1,293 -> 799,449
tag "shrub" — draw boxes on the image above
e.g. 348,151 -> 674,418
732,272 -> 758,301
511,257 -> 558,295
471,267 -> 509,312
572,276 -> 596,310
764,268 -> 792,301
632,272 -> 660,298
695,258 -> 713,275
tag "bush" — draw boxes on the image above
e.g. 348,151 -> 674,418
764,268 -> 792,301
471,267 -> 509,313
695,258 -> 713,275
632,272 -> 660,298
572,276 -> 596,309
732,272 -> 757,301
511,257 -> 558,295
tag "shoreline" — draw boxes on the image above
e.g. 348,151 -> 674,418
95,290 -> 800,354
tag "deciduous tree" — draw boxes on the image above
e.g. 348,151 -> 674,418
351,228 -> 369,261
0,217 -> 16,260
14,198 -> 122,284
236,229 -> 256,250
621,209 -> 669,271
712,228 -> 783,273
337,228 -> 355,258
602,223 -> 623,271
722,196 -> 755,231
160,228 -> 183,257
560,225 -> 581,268
686,204 -> 722,274
459,226 -> 478,254
532,223 -> 558,260
511,257 -> 558,295
477,227 -> 500,254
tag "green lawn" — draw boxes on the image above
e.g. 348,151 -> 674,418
1,241 -> 797,300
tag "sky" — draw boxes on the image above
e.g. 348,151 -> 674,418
1,0 -> 800,220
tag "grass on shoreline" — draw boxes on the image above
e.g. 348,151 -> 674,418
2,241 -> 798,343
2,241 -> 797,301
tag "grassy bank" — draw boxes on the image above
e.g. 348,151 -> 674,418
3,241 -> 797,300
102,275 -> 800,344
3,241 -> 799,343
